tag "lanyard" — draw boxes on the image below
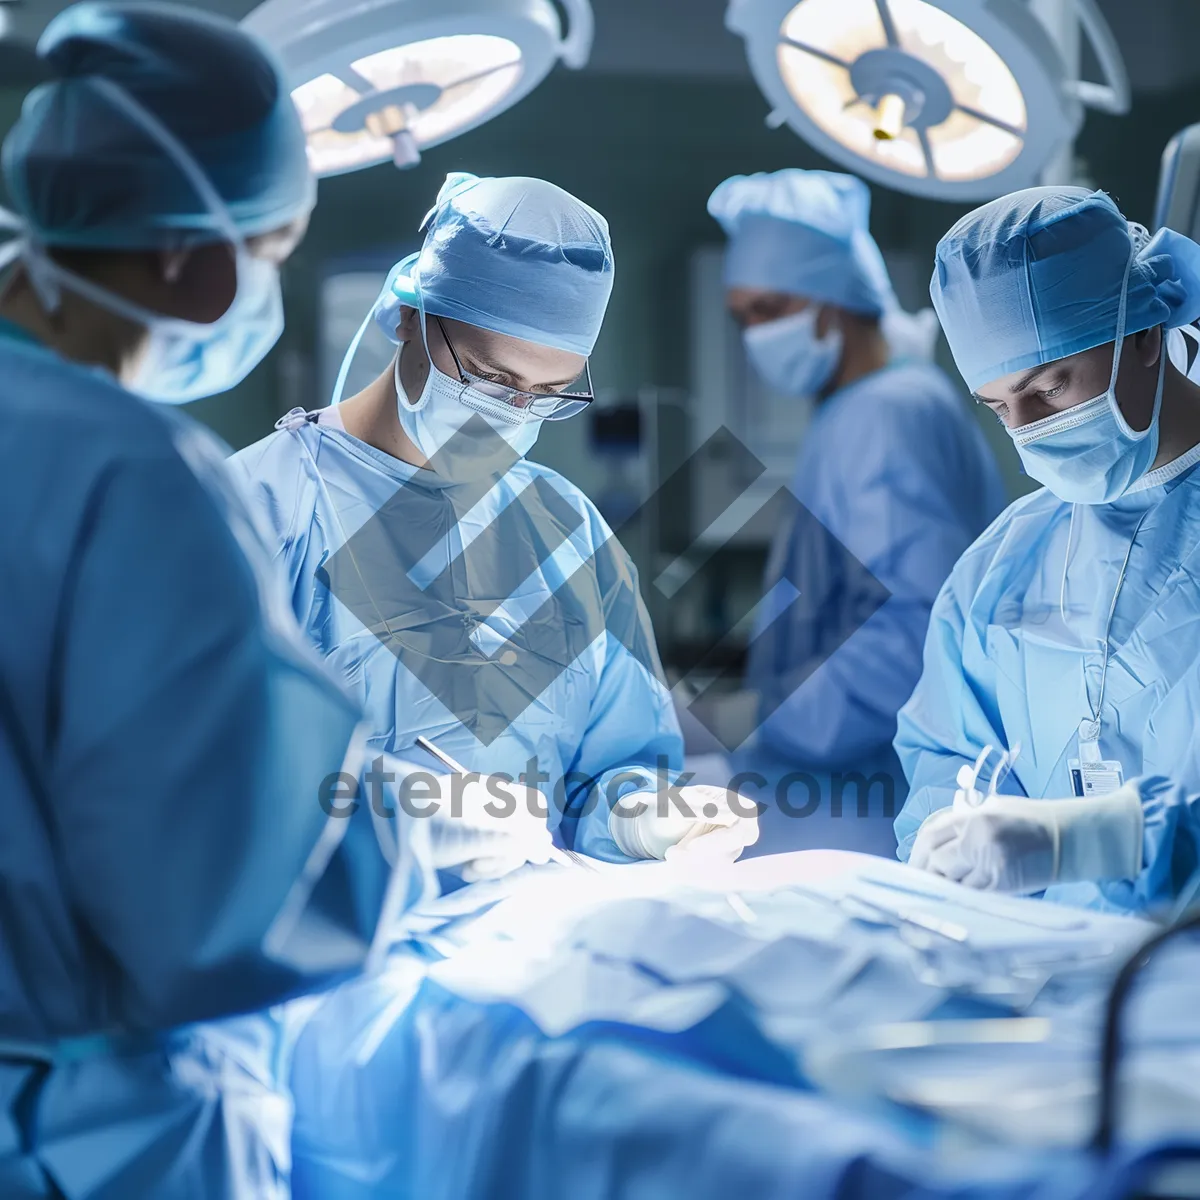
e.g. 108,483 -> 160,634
1077,507 -> 1149,753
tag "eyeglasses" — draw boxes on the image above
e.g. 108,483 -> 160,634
434,316 -> 594,421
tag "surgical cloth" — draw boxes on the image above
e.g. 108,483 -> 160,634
378,172 -> 613,356
285,857 -> 1155,1200
2,2 -> 314,248
896,456 -> 1200,913
932,187 -> 1200,391
708,170 -> 897,316
746,364 -> 1006,767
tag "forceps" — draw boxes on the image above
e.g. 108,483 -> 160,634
415,735 -> 598,873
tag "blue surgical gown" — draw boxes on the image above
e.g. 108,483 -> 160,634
896,453 -> 1200,912
0,327 -> 425,1198
747,363 -> 1006,767
229,411 -> 684,862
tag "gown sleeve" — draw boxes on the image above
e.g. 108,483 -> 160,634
51,432 -> 427,1029
893,539 -> 1026,861
560,504 -> 686,861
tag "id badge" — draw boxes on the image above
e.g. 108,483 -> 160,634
1068,758 -> 1125,797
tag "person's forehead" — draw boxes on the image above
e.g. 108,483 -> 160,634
443,316 -> 584,371
974,343 -> 1111,398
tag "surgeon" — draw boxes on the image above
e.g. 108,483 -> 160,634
0,6 -> 541,1196
703,170 -> 1006,773
897,187 -> 1200,913
231,171 -> 760,866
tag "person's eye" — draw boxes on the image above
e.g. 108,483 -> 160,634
992,402 -> 1010,425
1041,381 -> 1066,401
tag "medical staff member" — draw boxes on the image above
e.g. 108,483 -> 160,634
898,187 -> 1200,913
705,170 -> 1007,771
232,172 -> 759,866
0,6 -> 543,1196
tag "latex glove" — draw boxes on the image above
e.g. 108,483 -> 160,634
910,786 -> 1144,893
609,784 -> 760,863
423,774 -> 554,882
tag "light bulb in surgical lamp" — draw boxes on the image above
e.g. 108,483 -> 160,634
726,0 -> 1129,201
873,93 -> 907,141
243,0 -> 594,177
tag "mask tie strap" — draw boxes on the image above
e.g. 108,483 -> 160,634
1107,245 -> 1134,397
0,207 -> 24,275
13,77 -> 246,333
85,77 -> 242,249
331,310 -> 372,406
0,207 -> 64,314
1060,502 -> 1077,624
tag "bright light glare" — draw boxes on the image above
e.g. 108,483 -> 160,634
293,73 -> 361,135
889,0 -> 1025,129
781,0 -> 884,61
412,61 -> 523,144
927,109 -> 1023,180
352,34 -> 520,88
775,0 -> 1028,183
294,34 -> 525,175
873,124 -> 927,175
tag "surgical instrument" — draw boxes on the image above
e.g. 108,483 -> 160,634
415,735 -> 598,872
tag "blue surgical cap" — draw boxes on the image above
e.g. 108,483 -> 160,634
378,172 -> 614,357
932,187 -> 1200,392
708,169 -> 897,316
1,2 -> 315,248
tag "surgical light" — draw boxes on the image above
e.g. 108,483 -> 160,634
242,0 -> 593,177
726,0 -> 1129,201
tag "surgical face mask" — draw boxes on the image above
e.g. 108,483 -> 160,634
1009,254 -> 1166,504
0,77 -> 286,404
394,324 -> 543,481
742,307 -> 842,397
25,246 -> 282,405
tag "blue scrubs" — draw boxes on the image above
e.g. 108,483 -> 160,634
896,451 -> 1200,912
0,326 -> 418,1198
229,411 -> 684,862
747,363 -> 1006,766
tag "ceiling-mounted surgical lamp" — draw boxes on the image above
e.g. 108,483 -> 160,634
726,0 -> 1130,201
242,0 -> 593,177
1155,122 -> 1200,241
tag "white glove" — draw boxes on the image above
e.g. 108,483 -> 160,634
910,786 -> 1144,893
421,774 -> 554,882
609,784 -> 760,863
